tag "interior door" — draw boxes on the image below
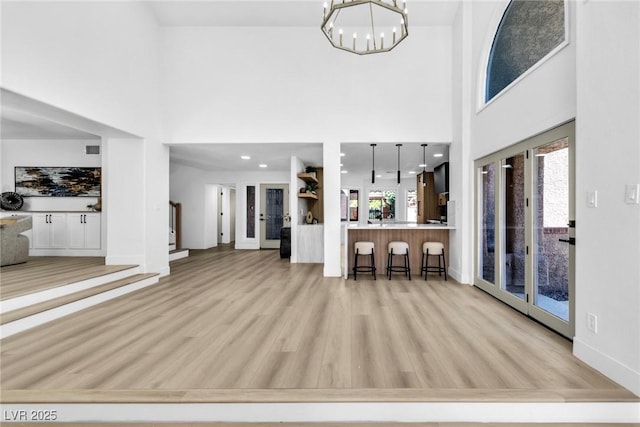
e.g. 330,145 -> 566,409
260,184 -> 288,249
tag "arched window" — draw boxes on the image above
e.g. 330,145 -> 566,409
485,0 -> 566,102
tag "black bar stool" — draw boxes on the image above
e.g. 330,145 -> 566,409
387,241 -> 411,280
353,241 -> 376,280
421,241 -> 447,280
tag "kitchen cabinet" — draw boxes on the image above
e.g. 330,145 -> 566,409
32,213 -> 67,249
67,213 -> 101,249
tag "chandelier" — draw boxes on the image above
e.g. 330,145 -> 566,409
321,0 -> 409,55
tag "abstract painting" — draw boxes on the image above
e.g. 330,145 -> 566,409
15,167 -> 101,197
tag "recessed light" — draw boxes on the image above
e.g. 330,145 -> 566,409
241,155 -> 251,160
434,153 -> 443,158
408,171 -> 416,174
419,163 -> 427,168
340,163 -> 344,167
259,164 -> 267,168
376,174 -> 382,178
341,170 -> 348,174
340,153 -> 346,157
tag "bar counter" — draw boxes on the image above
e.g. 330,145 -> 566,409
343,223 -> 454,279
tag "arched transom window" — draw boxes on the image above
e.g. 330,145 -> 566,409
486,0 -> 566,102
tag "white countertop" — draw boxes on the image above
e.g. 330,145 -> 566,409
346,223 -> 455,230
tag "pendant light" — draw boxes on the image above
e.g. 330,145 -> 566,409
421,144 -> 428,186
396,144 -> 402,184
370,143 -> 377,184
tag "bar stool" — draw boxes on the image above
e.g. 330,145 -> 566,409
387,241 -> 411,280
421,242 -> 447,280
353,241 -> 376,280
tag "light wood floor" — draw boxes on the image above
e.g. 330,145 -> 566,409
0,245 -> 636,403
0,256 -> 136,300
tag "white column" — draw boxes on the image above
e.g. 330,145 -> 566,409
104,138 -> 146,268
323,140 -> 342,277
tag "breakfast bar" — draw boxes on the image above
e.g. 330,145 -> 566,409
343,223 -> 455,279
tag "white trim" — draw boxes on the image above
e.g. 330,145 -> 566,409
0,402 -> 637,423
574,337 -> 640,397
477,0 -> 571,113
234,242 -> 260,250
0,275 -> 159,339
28,249 -> 105,257
0,266 -> 140,313
169,249 -> 189,261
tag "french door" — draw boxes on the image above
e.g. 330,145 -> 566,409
475,121 -> 575,338
259,184 -> 288,249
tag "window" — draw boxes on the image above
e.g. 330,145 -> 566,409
486,0 -> 566,102
369,190 -> 395,220
407,190 -> 417,223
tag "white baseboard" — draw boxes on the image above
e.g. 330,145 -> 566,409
29,249 -> 105,257
448,267 -> 472,285
574,337 -> 640,397
235,243 -> 260,250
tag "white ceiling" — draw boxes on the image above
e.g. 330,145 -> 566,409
170,142 -> 449,177
2,0 -> 456,178
147,0 -> 460,27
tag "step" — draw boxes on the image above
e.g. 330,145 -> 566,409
169,248 -> 189,261
0,265 -> 141,313
0,273 -> 159,339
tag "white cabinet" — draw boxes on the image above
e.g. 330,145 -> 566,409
67,213 -> 101,249
32,213 -> 67,248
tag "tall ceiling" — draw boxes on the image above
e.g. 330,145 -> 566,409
147,0 -> 460,27
2,0 -> 458,176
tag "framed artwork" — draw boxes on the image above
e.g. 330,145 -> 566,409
15,166 -> 101,197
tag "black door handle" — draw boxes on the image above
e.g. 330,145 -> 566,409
559,237 -> 576,245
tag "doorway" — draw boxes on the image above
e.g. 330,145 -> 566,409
474,121 -> 575,338
259,184 -> 288,249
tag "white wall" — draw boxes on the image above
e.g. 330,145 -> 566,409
467,0 -> 640,396
162,26 -> 452,144
170,161 -> 289,250
573,1 -> 640,396
469,0 -> 576,160
1,1 -> 169,275
448,1 -> 474,284
1,139 -> 102,212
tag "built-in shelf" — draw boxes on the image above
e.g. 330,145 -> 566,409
297,173 -> 319,184
298,192 -> 318,200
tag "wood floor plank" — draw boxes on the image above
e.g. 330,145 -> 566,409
0,245 -> 637,404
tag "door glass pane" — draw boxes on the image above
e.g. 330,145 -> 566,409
533,138 -> 569,321
246,186 -> 255,238
265,188 -> 283,240
502,154 -> 525,299
479,164 -> 496,284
